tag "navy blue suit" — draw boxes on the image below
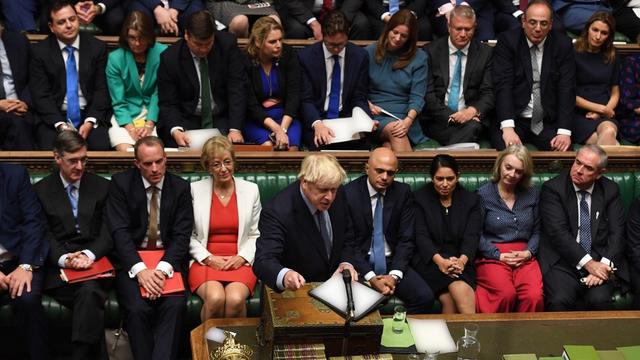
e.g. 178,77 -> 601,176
343,176 -> 434,313
298,41 -> 369,150
253,181 -> 356,290
0,164 -> 49,360
106,168 -> 193,360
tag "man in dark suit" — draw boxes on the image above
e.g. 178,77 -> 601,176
423,5 -> 494,146
298,10 -> 370,150
344,148 -> 434,313
157,10 -> 246,148
34,130 -> 112,360
274,0 -> 369,40
539,145 -> 628,310
0,0 -> 39,32
254,153 -> 357,291
30,0 -> 111,150
0,164 -> 49,360
492,0 -> 575,151
625,196 -> 640,309
106,136 -> 193,360
70,0 -> 129,35
0,24 -> 36,150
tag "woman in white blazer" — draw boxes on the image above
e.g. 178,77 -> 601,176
188,136 -> 261,320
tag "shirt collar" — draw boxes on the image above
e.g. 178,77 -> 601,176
526,36 -> 547,50
447,38 -> 470,56
142,176 -> 165,191
322,43 -> 346,61
366,179 -> 386,198
573,182 -> 595,195
299,184 -> 320,214
57,36 -> 80,52
59,173 -> 80,190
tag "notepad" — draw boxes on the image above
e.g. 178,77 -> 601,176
308,273 -> 386,321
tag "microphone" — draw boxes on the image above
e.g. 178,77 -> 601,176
342,269 -> 355,321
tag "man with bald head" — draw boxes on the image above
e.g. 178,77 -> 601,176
343,148 -> 434,313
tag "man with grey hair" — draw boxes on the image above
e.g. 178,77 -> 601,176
539,144 -> 629,310
422,5 -> 494,146
254,153 -> 357,291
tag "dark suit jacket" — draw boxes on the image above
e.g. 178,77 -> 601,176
424,37 -> 494,128
298,41 -> 369,147
539,170 -> 628,283
34,172 -> 112,289
253,181 -> 356,290
244,44 -> 300,126
157,32 -> 246,139
0,164 -> 48,266
626,197 -> 640,271
136,0 -> 194,11
106,168 -> 193,274
30,33 -> 110,127
343,176 -> 415,276
1,31 -> 31,104
274,0 -> 365,23
413,183 -> 482,268
493,28 -> 575,131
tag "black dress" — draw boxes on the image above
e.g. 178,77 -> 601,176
572,50 -> 620,144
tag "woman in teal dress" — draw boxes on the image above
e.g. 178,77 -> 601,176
106,11 -> 167,151
367,9 -> 428,152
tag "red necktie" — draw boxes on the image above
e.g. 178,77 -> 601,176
519,0 -> 528,12
320,0 -> 333,21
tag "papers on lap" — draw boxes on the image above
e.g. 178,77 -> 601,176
138,250 -> 185,297
60,256 -> 115,283
321,107 -> 375,144
308,273 -> 385,322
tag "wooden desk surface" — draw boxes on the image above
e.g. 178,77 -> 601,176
191,311 -> 640,360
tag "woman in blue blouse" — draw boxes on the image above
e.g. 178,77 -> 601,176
475,145 -> 544,313
107,11 -> 167,151
366,9 -> 428,152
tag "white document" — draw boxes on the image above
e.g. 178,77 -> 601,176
184,128 -> 222,151
309,273 -> 385,321
321,107 -> 374,144
406,318 -> 457,354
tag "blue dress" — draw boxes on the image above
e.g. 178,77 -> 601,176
366,44 -> 428,145
243,65 -> 302,146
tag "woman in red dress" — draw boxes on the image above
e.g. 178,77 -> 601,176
188,136 -> 261,320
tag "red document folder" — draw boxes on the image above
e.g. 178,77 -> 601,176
138,250 -> 185,297
60,256 -> 115,283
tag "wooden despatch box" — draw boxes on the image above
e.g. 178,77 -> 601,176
258,283 -> 384,357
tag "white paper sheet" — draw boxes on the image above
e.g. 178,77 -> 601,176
406,318 -> 457,354
309,273 -> 384,320
321,107 -> 374,144
184,128 -> 222,150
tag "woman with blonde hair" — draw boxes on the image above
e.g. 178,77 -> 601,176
188,136 -> 261,320
475,145 -> 544,313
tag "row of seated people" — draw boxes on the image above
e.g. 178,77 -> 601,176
3,0 -> 640,154
3,0 -> 640,43
2,127 -> 640,359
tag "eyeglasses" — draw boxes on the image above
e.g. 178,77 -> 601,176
62,156 -> 88,166
210,160 -> 233,171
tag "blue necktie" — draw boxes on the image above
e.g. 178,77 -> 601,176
65,46 -> 81,128
448,50 -> 463,112
316,210 -> 332,259
370,193 -> 387,275
327,55 -> 341,119
67,184 -> 79,232
579,190 -> 592,254
389,0 -> 400,14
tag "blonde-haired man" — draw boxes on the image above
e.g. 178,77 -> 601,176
254,154 -> 357,291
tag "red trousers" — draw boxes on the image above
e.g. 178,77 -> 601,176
475,242 -> 544,313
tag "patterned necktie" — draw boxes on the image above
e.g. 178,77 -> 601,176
448,50 -> 463,112
371,193 -> 387,275
199,57 -> 213,129
327,55 -> 341,119
316,210 -> 332,259
578,190 -> 592,254
389,0 -> 400,14
530,45 -> 544,135
147,186 -> 159,249
65,46 -> 81,128
66,184 -> 78,219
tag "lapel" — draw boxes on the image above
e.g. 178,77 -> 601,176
197,178 -> 213,242
125,50 -> 144,95
51,174 -> 78,234
565,175 -> 579,236
294,184 -> 329,265
206,44 -> 216,95
359,178 -> 374,231
49,36 -> 66,94
159,175 -> 172,240
540,35 -> 552,94
342,44 -> 353,104
590,181 -> 604,241
0,169 -> 6,222
180,40 -> 200,97
520,34 -> 534,87
462,41 -> 477,92
3,33 -> 21,88
438,38 -> 450,88
234,177 -> 247,242
78,34 -> 89,96
382,183 -> 395,234
316,43 -> 328,104
130,170 -> 149,234
77,174 -> 95,236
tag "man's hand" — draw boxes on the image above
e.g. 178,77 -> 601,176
154,6 -> 179,36
78,122 -> 93,139
449,107 -> 478,124
283,270 -> 306,290
309,20 -> 322,40
172,130 -> 190,147
583,260 -> 612,281
583,274 -> 604,287
227,131 -> 244,144
370,275 -> 396,295
550,134 -> 571,151
0,99 -> 23,114
6,267 -> 33,299
0,271 -> 8,292
136,269 -> 166,299
65,252 -> 94,269
313,122 -> 335,147
75,1 -> 99,24
501,127 -> 522,147
220,255 -> 247,271
333,263 -> 359,282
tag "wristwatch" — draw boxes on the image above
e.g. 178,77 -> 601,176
391,274 -> 401,284
18,264 -> 33,272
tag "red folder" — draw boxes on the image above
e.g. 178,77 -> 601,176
138,250 -> 185,297
59,256 -> 115,283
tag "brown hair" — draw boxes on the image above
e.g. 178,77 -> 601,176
574,11 -> 616,64
246,16 -> 284,64
134,136 -> 164,160
118,10 -> 156,51
53,130 -> 87,156
374,9 -> 418,70
322,10 -> 350,37
186,10 -> 216,40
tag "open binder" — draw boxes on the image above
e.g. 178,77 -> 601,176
60,256 -> 115,283
308,273 -> 386,322
138,250 -> 185,297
